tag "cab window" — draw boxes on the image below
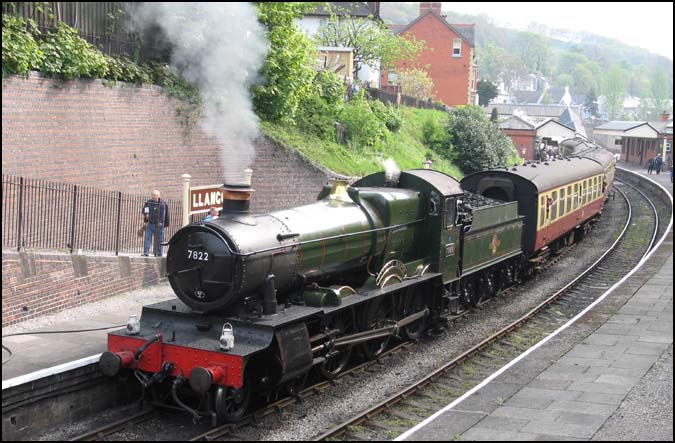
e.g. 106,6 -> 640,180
445,198 -> 455,228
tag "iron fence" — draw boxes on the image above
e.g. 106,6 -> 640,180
2,2 -> 140,58
1,175 -> 198,255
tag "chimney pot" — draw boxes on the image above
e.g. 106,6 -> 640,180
420,2 -> 442,16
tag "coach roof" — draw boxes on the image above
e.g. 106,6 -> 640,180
465,157 -> 604,193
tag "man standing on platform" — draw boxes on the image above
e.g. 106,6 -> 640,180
142,189 -> 170,257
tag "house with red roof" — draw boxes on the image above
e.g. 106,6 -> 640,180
380,2 -> 477,106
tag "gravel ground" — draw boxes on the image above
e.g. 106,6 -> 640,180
592,344 -> 673,441
36,195 -> 629,441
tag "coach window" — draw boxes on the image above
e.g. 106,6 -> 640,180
559,188 -> 566,215
593,177 -> 598,200
539,196 -> 546,227
551,191 -> 558,219
566,186 -> 572,212
573,184 -> 579,209
582,181 -> 587,205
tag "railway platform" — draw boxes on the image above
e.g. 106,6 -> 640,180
399,166 -> 673,441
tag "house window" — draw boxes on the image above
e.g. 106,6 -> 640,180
453,39 -> 461,57
387,71 -> 399,84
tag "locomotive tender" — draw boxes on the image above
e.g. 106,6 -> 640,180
100,148 -> 614,422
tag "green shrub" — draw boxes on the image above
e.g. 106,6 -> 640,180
2,14 -> 44,77
39,22 -> 107,79
339,94 -> 387,148
104,55 -> 152,84
145,62 -> 200,103
422,116 -> 449,151
314,70 -> 345,105
296,94 -> 339,140
369,100 -> 403,132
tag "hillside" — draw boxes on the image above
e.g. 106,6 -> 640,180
261,106 -> 462,179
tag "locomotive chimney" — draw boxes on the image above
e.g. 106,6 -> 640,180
221,168 -> 255,215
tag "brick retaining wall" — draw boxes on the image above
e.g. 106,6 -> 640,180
1,251 -> 167,326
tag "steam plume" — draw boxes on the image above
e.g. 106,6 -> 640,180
135,3 -> 267,184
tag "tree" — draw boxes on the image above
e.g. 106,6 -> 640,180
445,106 -> 516,174
644,66 -> 672,119
584,87 -> 599,118
490,107 -> 499,122
316,14 -> 424,79
602,66 -> 627,120
398,68 -> 434,100
253,2 -> 316,122
477,80 -> 498,106
515,32 -> 551,75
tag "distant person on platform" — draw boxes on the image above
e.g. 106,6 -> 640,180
203,207 -> 219,222
142,189 -> 169,257
654,153 -> 663,175
647,157 -> 655,174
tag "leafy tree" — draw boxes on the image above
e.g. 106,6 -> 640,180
316,14 -> 424,79
584,87 -> 599,118
602,65 -> 627,120
644,66 -> 672,119
398,68 -> 434,100
445,105 -> 516,174
253,2 -> 316,122
515,32 -> 551,75
477,79 -> 498,106
490,107 -> 499,122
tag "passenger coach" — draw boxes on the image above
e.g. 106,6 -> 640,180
460,155 -> 612,257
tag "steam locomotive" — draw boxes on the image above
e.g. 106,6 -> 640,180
100,147 -> 615,423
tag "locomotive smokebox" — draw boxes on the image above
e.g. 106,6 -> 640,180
222,168 -> 255,215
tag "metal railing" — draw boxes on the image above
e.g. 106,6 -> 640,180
2,175 -> 198,255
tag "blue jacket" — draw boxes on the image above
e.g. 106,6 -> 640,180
142,199 -> 169,226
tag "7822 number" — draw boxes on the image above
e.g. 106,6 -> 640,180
187,249 -> 209,261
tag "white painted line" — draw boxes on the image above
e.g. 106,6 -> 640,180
2,354 -> 102,391
396,172 -> 673,441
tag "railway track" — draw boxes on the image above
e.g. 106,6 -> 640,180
313,180 -> 662,441
69,178 -> 667,442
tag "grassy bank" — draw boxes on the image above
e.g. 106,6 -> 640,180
260,106 -> 463,179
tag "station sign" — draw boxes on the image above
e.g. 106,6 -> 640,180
190,185 -> 223,214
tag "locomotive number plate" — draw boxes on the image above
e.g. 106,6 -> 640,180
445,243 -> 455,257
187,250 -> 209,261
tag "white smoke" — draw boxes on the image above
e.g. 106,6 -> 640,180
135,3 -> 267,184
382,158 -> 401,183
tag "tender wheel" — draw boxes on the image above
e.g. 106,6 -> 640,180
401,292 -> 428,340
320,311 -> 354,379
484,271 -> 497,298
360,296 -> 394,360
461,278 -> 479,307
214,381 -> 250,422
